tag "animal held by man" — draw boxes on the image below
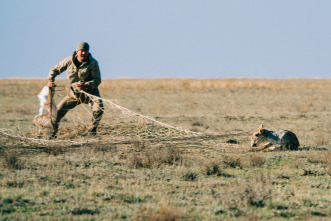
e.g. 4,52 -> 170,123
251,124 -> 300,151
33,86 -> 57,133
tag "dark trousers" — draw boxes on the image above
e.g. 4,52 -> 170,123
55,89 -> 104,129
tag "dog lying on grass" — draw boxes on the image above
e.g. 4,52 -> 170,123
251,124 -> 300,151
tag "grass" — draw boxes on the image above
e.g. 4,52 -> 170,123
0,78 -> 330,220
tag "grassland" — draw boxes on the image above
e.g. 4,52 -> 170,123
0,78 -> 330,220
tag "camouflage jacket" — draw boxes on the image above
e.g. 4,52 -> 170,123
48,52 -> 101,92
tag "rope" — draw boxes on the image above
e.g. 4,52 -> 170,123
0,89 -> 250,145
0,128 -> 249,147
81,91 -> 203,136
0,128 -> 86,146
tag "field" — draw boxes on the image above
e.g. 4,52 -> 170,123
0,78 -> 330,220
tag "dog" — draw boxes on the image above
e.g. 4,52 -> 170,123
251,124 -> 300,151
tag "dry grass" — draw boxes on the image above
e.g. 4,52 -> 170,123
2,149 -> 25,170
222,155 -> 245,169
98,78 -> 331,93
2,78 -> 331,95
249,154 -> 267,167
0,78 -> 330,220
127,144 -> 182,169
226,172 -> 274,209
136,205 -> 184,221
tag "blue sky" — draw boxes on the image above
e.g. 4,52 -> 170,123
0,0 -> 330,79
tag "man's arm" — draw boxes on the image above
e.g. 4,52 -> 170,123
84,61 -> 101,90
47,57 -> 71,85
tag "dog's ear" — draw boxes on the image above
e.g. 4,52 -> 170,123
260,129 -> 266,134
259,124 -> 264,129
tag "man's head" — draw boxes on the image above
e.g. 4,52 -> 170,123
76,42 -> 89,62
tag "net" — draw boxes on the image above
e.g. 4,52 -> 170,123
0,85 -> 248,148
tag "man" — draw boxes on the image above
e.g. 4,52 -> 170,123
47,42 -> 104,139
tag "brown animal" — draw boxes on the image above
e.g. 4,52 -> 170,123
251,124 -> 300,151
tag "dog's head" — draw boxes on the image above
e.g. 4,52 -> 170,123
251,124 -> 268,147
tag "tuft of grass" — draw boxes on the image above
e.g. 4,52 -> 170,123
43,144 -> 64,156
222,155 -> 245,169
307,152 -> 331,165
302,169 -> 325,176
244,186 -> 270,207
205,161 -> 222,176
136,205 -> 183,221
3,149 -> 24,170
304,152 -> 331,175
93,144 -> 116,153
182,171 -> 198,181
204,161 -> 234,177
192,121 -> 203,127
6,181 -> 25,188
71,207 -> 100,215
249,154 -> 266,167
131,137 -> 149,151
225,172 -> 274,212
129,154 -> 145,168
127,145 -> 182,168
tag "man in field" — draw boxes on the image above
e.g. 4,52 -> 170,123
47,42 -> 104,139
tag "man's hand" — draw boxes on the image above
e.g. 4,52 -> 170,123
76,81 -> 88,91
47,81 -> 55,88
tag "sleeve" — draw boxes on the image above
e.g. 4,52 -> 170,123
84,61 -> 101,89
47,57 -> 71,82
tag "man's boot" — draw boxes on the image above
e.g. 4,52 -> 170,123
88,126 -> 97,136
49,122 -> 58,140
88,111 -> 102,136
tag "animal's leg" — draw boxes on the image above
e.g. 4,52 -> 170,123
288,144 -> 298,151
262,144 -> 280,152
253,142 -> 272,151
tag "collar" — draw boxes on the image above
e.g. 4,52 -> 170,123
72,51 -> 91,65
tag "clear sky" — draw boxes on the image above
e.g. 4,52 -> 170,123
0,0 -> 330,79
